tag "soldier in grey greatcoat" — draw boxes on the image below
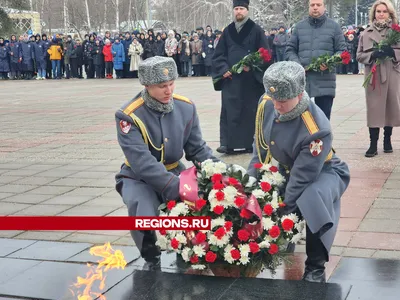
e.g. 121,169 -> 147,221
115,56 -> 216,270
247,61 -> 350,283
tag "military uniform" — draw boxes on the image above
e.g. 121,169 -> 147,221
115,56 -> 215,267
247,61 -> 350,282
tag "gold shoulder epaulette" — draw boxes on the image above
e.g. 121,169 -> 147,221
301,110 -> 319,135
122,97 -> 144,115
173,94 -> 192,104
263,94 -> 272,101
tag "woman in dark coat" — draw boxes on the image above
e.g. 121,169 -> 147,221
154,34 -> 165,56
0,37 -> 10,79
142,35 -> 156,60
202,31 -> 215,76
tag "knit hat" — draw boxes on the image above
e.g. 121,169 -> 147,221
138,56 -> 178,86
263,61 -> 305,101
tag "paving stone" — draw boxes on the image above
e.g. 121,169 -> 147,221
35,169 -> 80,177
1,194 -> 53,204
106,207 -> 128,216
113,236 -> 136,246
22,164 -> 62,171
61,233 -> 121,244
373,198 -> 400,209
379,189 -> 400,199
342,248 -> 376,258
12,204 -> 72,216
47,177 -> 93,186
67,245 -> 140,264
13,231 -> 73,241
58,205 -> 118,216
0,258 -> 41,285
382,180 -> 400,189
372,250 -> 400,260
62,187 -> 112,197
82,178 -> 116,188
0,231 -> 24,238
0,193 -> 14,200
24,186 -> 75,195
40,195 -> 94,205
0,184 -> 38,194
359,219 -> 400,233
1,169 -> 43,177
83,197 -> 122,207
0,164 -> 26,170
349,232 -> 400,250
8,240 -> 91,261
0,203 -> 31,215
366,208 -> 400,220
17,176 -> 59,186
0,239 -> 37,257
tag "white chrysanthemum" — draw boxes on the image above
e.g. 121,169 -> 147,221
261,173 -> 273,184
169,202 -> 189,216
175,233 -> 187,245
193,245 -> 206,257
223,186 -> 238,203
295,220 -> 306,232
282,213 -> 299,224
260,163 -> 273,172
245,176 -> 257,188
259,240 -> 271,249
201,159 -> 213,167
167,230 -> 177,238
262,217 -> 275,230
252,189 -> 266,199
291,233 -> 303,244
202,164 -> 215,177
208,233 -> 230,247
232,164 -> 247,175
239,255 -> 250,265
155,235 -> 168,250
270,191 -> 279,209
224,245 -> 234,264
192,264 -> 206,270
214,161 -> 227,174
273,172 -> 286,186
211,217 -> 226,229
208,189 -> 217,201
181,247 -> 191,262
239,244 -> 250,256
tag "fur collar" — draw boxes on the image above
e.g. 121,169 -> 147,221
228,18 -> 255,45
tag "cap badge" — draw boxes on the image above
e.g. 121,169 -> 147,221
269,87 -> 276,93
163,68 -> 169,76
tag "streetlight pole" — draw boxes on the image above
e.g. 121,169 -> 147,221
355,0 -> 358,26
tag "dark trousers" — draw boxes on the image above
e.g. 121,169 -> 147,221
314,96 -> 334,120
95,65 -> 102,78
181,61 -> 190,76
123,63 -> 132,78
105,61 -> 113,75
70,58 -> 78,78
305,225 -> 328,270
115,69 -> 123,78
193,65 -> 201,76
87,60 -> 94,78
65,63 -> 71,79
10,62 -> 20,78
205,65 -> 212,76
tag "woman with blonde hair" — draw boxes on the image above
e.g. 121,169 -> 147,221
357,0 -> 400,158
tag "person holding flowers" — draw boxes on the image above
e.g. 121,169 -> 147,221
212,0 -> 271,155
247,61 -> 350,282
356,0 -> 400,158
285,0 -> 346,120
114,56 -> 216,270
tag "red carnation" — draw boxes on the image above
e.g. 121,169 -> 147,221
195,232 -> 207,243
260,49 -> 272,62
341,51 -> 351,65
159,229 -> 167,236
216,191 -> 225,201
205,251 -> 217,263
224,221 -> 233,231
171,238 -> 179,249
211,173 -> 223,183
240,208 -> 252,219
237,229 -> 250,242
249,242 -> 260,254
213,205 -> 225,215
167,200 -> 176,210
195,198 -> 207,210
190,255 -> 199,264
228,177 -> 239,185
392,24 -> 400,32
260,182 -> 272,192
269,225 -> 281,239
214,227 -> 226,239
269,166 -> 278,173
230,249 -> 241,260
372,65 -> 377,73
268,244 -> 279,255
254,163 -> 263,169
213,182 -> 225,190
234,196 -> 246,208
263,204 -> 273,216
282,219 -> 295,231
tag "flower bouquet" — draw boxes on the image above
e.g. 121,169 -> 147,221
305,51 -> 351,72
156,160 -> 304,278
213,47 -> 272,88
362,24 -> 400,88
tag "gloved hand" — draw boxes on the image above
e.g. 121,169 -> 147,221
382,45 -> 395,58
371,49 -> 387,60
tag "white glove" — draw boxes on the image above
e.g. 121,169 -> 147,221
208,44 -> 213,48
201,52 -> 206,58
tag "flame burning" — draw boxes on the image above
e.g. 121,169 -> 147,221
71,242 -> 127,300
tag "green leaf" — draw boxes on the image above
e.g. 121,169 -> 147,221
158,203 -> 167,211
210,246 -> 219,252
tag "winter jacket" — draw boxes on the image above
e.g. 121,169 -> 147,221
47,43 -> 63,60
102,44 -> 113,62
112,42 -> 125,70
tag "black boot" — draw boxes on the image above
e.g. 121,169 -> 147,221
384,126 -> 393,153
365,127 -> 379,158
302,226 -> 327,283
141,232 -> 161,271
216,146 -> 227,154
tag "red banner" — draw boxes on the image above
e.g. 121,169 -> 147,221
0,216 -> 211,231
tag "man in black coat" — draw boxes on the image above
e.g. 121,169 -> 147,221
212,0 -> 271,154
